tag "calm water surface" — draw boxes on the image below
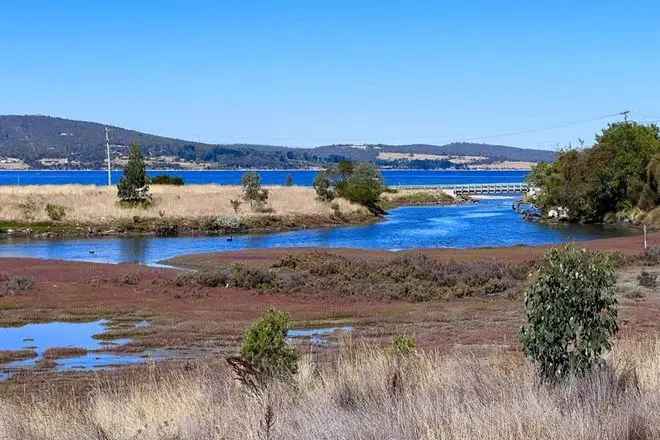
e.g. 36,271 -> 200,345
0,320 -> 150,379
0,198 -> 633,265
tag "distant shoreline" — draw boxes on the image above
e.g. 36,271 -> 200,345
0,168 -> 531,172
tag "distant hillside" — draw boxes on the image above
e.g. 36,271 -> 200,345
0,115 -> 556,169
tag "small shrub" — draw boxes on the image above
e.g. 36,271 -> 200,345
313,171 -> 335,202
239,309 -> 298,380
241,171 -> 269,210
330,202 -> 341,217
520,245 -> 618,382
18,197 -> 39,221
230,199 -> 242,213
196,269 -> 231,287
5,276 -> 34,294
231,265 -> 275,289
638,271 -> 657,288
207,216 -> 242,233
151,175 -> 184,185
391,335 -> 416,356
45,204 -> 66,221
117,144 -> 151,205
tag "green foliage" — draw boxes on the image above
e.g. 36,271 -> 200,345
313,161 -> 384,212
639,154 -> 660,211
520,246 -> 618,382
151,175 -> 184,185
241,171 -> 269,209
117,144 -> 151,204
240,309 -> 298,379
313,170 -> 335,201
337,163 -> 384,211
45,204 -> 66,221
391,335 -> 416,356
528,122 -> 660,222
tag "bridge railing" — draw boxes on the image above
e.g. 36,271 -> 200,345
390,182 -> 529,194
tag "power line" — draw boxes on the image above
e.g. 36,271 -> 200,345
456,112 -> 625,143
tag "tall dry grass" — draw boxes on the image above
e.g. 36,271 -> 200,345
0,185 -> 365,223
1,340 -> 659,439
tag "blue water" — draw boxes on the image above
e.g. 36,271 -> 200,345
288,326 -> 353,346
0,169 -> 528,186
0,198 -> 633,265
0,320 -> 148,379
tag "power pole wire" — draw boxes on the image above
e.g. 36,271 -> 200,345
105,127 -> 112,187
456,112 -> 625,144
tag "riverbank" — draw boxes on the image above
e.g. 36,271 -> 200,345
0,185 -> 465,239
0,185 -> 380,238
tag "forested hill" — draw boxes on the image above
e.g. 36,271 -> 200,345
0,115 -> 557,169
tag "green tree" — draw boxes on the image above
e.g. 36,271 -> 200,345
313,170 -> 335,201
528,122 -> 660,222
117,144 -> 151,204
520,246 -> 618,382
240,309 -> 298,380
241,171 -> 269,209
639,153 -> 660,211
337,162 -> 385,213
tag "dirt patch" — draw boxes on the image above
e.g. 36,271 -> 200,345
0,349 -> 37,365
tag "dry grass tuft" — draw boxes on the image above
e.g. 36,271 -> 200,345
0,185 -> 365,224
2,340 -> 660,439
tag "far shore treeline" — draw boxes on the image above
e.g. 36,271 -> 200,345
528,121 -> 660,225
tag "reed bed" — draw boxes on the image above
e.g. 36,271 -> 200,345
1,339 -> 659,439
0,185 -> 364,223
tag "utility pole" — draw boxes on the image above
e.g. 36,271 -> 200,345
621,110 -> 631,122
105,127 -> 112,186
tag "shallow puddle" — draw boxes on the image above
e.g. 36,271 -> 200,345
0,320 -> 152,380
288,326 -> 353,346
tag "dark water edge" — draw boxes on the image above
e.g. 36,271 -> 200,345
0,198 -> 637,266
0,169 -> 528,186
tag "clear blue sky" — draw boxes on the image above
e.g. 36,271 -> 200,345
2,1 -> 659,150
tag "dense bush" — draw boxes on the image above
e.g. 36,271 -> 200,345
528,122 -> 660,222
45,203 -> 66,221
240,309 -> 298,379
2,275 -> 34,295
338,163 -> 385,212
117,144 -> 151,205
313,161 -> 385,213
241,171 -> 269,210
272,252 -> 530,301
151,175 -> 184,185
520,246 -> 618,382
231,265 -> 275,289
391,335 -> 417,356
313,170 -> 335,201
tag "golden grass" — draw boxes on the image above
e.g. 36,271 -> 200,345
0,185 -> 366,224
1,340 -> 660,439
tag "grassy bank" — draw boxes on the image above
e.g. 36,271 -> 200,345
1,339 -> 659,439
0,185 -> 374,237
381,188 -> 459,208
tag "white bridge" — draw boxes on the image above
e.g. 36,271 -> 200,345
391,182 -> 529,195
